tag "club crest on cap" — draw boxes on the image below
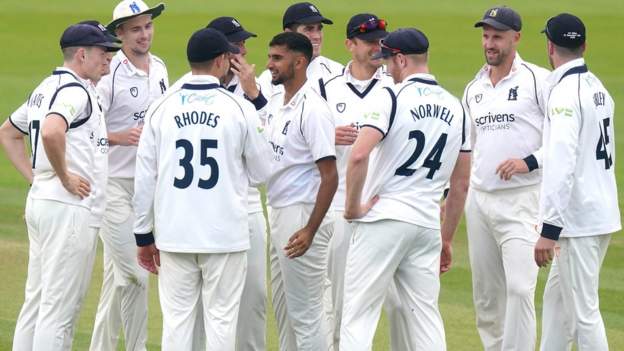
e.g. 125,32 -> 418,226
309,5 -> 318,13
489,9 -> 498,17
129,1 -> 141,14
232,19 -> 241,27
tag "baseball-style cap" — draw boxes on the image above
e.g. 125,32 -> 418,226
187,28 -> 240,63
107,0 -> 165,32
60,23 -> 122,51
474,6 -> 522,32
282,2 -> 333,29
78,20 -> 122,44
346,13 -> 388,41
371,28 -> 429,60
542,13 -> 586,48
207,16 -> 257,43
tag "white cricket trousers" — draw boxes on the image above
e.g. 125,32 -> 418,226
340,219 -> 446,351
236,211 -> 268,351
13,197 -> 96,351
159,250 -> 247,351
329,212 -> 405,351
90,178 -> 148,351
465,186 -> 540,351
540,235 -> 611,351
269,204 -> 333,351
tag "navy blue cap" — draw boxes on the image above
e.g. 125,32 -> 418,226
346,13 -> 388,41
187,27 -> 240,63
60,24 -> 122,51
283,2 -> 333,29
475,6 -> 522,32
78,20 -> 122,44
542,13 -> 586,49
371,28 -> 429,59
207,16 -> 257,43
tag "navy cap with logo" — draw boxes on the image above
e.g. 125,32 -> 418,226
78,20 -> 122,44
187,27 -> 240,63
282,2 -> 333,29
60,23 -> 122,52
371,28 -> 429,60
542,13 -> 586,48
207,16 -> 257,43
346,13 -> 388,41
474,6 -> 522,32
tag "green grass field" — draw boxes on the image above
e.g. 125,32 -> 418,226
1,0 -> 623,349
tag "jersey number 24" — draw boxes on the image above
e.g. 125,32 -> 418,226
395,130 -> 447,179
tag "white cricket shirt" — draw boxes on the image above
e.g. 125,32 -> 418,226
265,80 -> 336,208
356,73 -> 470,229
321,62 -> 393,210
539,58 -> 621,239
97,50 -> 169,179
133,74 -> 272,252
9,68 -> 104,209
463,54 -> 550,192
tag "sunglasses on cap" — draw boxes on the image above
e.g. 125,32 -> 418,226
352,18 -> 388,35
379,40 -> 401,56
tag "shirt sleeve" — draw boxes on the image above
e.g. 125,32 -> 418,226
539,87 -> 581,240
460,104 -> 472,152
133,103 -> 159,237
241,102 -> 273,186
524,67 -> 552,170
47,85 -> 89,127
8,101 -> 29,135
361,87 -> 394,138
96,72 -> 113,115
301,96 -> 336,162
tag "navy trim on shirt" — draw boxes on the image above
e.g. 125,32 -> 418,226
408,77 -> 438,85
346,79 -> 378,99
558,64 -> 588,83
319,78 -> 327,100
9,116 -> 28,135
48,82 -> 92,131
361,124 -> 386,138
384,87 -> 397,139
181,83 -> 220,90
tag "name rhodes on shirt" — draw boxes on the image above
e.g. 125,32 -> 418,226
174,110 -> 220,129
475,112 -> 516,131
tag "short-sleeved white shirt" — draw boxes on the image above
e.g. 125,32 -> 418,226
97,50 -> 169,179
321,63 -> 393,210
265,81 -> 336,208
356,73 -> 470,229
9,67 -> 104,209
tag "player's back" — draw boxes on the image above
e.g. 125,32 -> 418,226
140,76 -> 270,252
362,74 -> 467,229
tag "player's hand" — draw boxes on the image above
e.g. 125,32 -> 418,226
115,126 -> 143,146
440,240 -> 453,274
137,244 -> 160,274
284,227 -> 315,258
60,172 -> 91,199
534,236 -> 557,267
230,55 -> 260,99
344,195 -> 379,221
335,125 -> 358,145
496,158 -> 529,181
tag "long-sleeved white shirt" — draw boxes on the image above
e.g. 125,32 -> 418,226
539,58 -> 621,239
133,74 -> 272,252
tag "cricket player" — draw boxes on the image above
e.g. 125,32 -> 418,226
0,23 -> 120,351
132,27 -> 272,350
319,12 -> 391,349
90,1 -> 169,350
534,13 -> 621,351
341,28 -> 471,351
462,6 -> 550,350
258,2 -> 344,96
264,32 -> 338,351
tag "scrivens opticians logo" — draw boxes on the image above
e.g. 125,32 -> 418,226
475,112 -> 516,131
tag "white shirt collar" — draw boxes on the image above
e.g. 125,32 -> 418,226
476,53 -> 526,86
183,74 -> 221,85
343,61 -> 386,85
403,72 -> 438,84
54,66 -> 89,85
547,57 -> 586,86
280,80 -> 311,111
116,50 -> 156,77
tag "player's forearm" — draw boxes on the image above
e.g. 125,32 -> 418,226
41,121 -> 69,182
305,159 -> 338,234
344,152 -> 368,218
1,137 -> 33,184
107,130 -> 125,146
441,153 -> 470,243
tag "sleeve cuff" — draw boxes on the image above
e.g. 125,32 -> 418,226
523,154 -> 539,172
246,91 -> 268,111
540,223 -> 562,241
134,232 -> 155,247
443,188 -> 450,199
